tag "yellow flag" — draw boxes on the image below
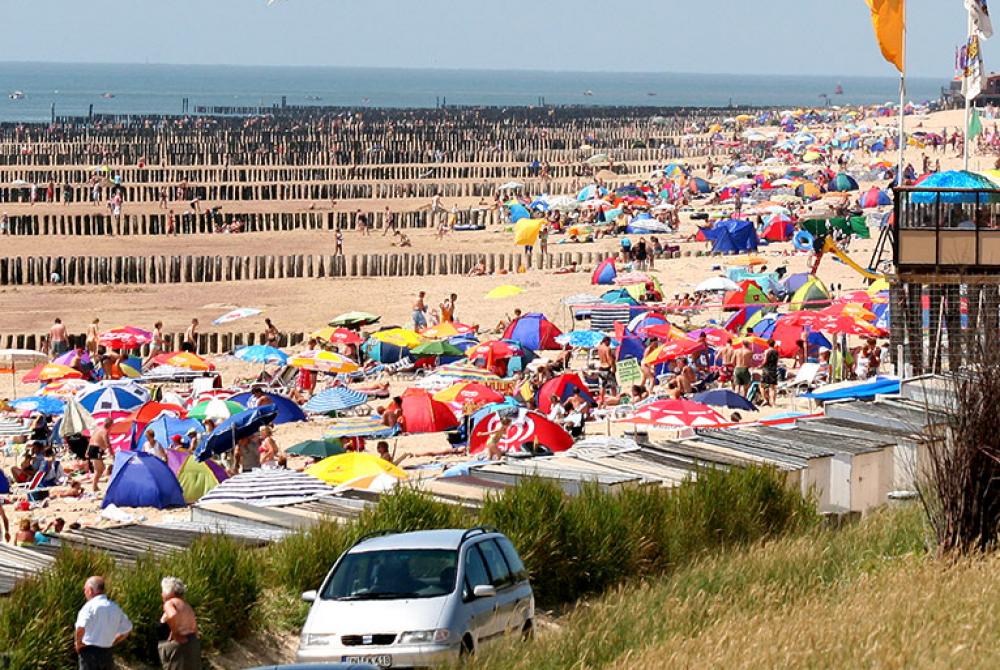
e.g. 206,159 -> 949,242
865,0 -> 904,72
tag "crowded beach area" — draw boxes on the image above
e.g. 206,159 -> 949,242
0,98 -> 992,666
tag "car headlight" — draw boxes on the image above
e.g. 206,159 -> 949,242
399,629 -> 451,644
301,633 -> 337,647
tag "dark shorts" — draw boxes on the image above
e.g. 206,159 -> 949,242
86,447 -> 103,461
78,646 -> 114,670
734,367 -> 751,386
762,369 -> 778,386
159,636 -> 202,670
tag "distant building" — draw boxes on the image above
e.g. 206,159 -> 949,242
941,72 -> 1000,107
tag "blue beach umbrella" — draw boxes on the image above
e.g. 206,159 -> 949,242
228,392 -> 306,425
303,387 -> 369,415
9,395 -> 65,415
908,170 -> 1000,204
195,405 -> 279,461
324,416 -> 399,440
234,345 -> 288,365
555,330 -> 614,349
692,389 -> 756,411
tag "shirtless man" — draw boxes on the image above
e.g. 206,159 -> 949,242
88,418 -> 112,492
412,291 -> 428,329
85,318 -> 100,357
597,337 -> 616,379
183,318 -> 199,353
50,318 -> 69,356
732,344 -> 754,398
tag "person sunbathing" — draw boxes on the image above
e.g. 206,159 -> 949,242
51,479 -> 85,499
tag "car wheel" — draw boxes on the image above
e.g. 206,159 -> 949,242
522,620 -> 534,641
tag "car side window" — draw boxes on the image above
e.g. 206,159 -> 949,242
478,539 -> 513,589
462,544 -> 491,600
496,536 -> 528,582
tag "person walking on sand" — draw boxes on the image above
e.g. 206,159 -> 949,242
89,418 -> 111,492
355,209 -> 369,236
183,319 -> 199,354
440,293 -> 457,323
75,576 -> 132,670
158,576 -> 201,670
334,226 -> 344,255
413,291 -> 428,330
50,318 -> 69,357
382,207 -> 396,236
85,318 -> 100,357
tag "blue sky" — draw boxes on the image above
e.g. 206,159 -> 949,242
1,0 -> 990,78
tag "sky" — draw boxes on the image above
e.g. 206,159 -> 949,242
1,0 -> 992,79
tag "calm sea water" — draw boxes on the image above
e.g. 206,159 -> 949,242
0,62 -> 945,123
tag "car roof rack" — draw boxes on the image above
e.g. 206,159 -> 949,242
459,526 -> 499,547
351,528 -> 400,548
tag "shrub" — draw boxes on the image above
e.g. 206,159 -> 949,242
0,548 -> 113,670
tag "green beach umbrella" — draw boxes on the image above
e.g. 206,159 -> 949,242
286,439 -> 345,459
411,341 -> 465,357
328,311 -> 380,327
188,398 -> 245,421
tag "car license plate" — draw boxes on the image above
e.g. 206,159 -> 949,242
343,655 -> 392,667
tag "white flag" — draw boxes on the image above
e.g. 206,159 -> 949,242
961,35 -> 986,100
967,0 -> 994,39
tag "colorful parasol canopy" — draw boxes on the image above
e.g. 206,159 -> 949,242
420,322 -> 476,339
485,285 -> 524,300
306,452 -> 408,486
619,399 -> 726,428
289,349 -> 359,374
99,326 -> 153,350
469,409 -> 573,454
310,326 -> 363,345
151,352 -> 215,371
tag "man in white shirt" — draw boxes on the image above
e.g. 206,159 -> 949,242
75,575 -> 132,669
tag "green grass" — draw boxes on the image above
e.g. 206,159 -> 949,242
471,504 -> 929,670
0,466 -> 814,669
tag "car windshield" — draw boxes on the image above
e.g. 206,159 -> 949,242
321,548 -> 459,601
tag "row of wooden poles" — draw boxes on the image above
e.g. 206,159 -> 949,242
0,250 -> 608,287
0,330 -> 310,357
0,208 -> 499,236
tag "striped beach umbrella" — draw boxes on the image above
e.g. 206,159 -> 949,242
9,395 -> 65,415
619,399 -> 726,428
234,345 -> 288,365
324,416 -> 398,439
289,350 -> 359,374
188,398 -> 245,422
77,381 -> 149,414
303,387 -> 369,414
196,469 -> 333,507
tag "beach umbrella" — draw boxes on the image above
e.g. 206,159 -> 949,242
9,395 -> 65,415
234,345 -> 288,365
310,326 -> 363,345
686,327 -> 733,347
60,397 -> 96,437
433,382 -> 505,406
643,339 -> 705,365
545,195 -> 579,212
196,469 -> 334,507
195,405 -> 279,461
361,339 -> 410,365
640,323 -> 689,341
110,401 -> 187,436
908,170 -> 1000,204
400,388 -> 460,433
188,398 -> 245,422
507,204 -> 531,222
289,350 -> 359,374
151,351 -> 214,371
467,340 -> 520,368
513,218 -> 543,246
40,378 -> 91,399
0,349 -> 47,373
411,340 -> 465,358
227,392 -> 306,425
692,389 -> 756,411
486,285 -> 524,300
212,307 -> 262,326
371,328 -> 424,349
695,276 -> 741,292
303,387 -> 369,414
420,322 -> 476,339
119,357 -> 143,379
335,472 -> 404,493
324,416 -> 398,440
328,311 -> 380,327
469,409 -> 573,454
98,326 -> 153,350
504,313 -> 563,351
22,363 -> 83,384
306,452 -> 408,487
286,439 -> 345,459
585,153 -> 610,166
499,181 -> 524,190
141,415 -> 204,451
77,382 -> 148,414
165,449 -> 227,504
619,399 -> 726,428
431,363 -> 505,384
555,330 -> 609,349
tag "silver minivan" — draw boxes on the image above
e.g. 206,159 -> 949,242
296,528 -> 534,668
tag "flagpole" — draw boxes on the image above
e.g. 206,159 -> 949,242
965,10 -> 974,170
897,0 -> 906,185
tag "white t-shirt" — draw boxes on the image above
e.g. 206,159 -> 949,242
75,595 -> 132,648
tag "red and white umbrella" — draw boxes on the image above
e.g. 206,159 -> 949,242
99,326 -> 153,350
469,410 -> 573,454
619,399 -> 726,428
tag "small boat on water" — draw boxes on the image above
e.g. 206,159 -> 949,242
306,95 -> 323,101
834,83 -> 844,95
101,92 -> 115,99
583,90 -> 594,97
647,92 -> 657,97
9,91 -> 25,100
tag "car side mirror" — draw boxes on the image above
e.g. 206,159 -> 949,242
473,584 -> 497,599
301,590 -> 318,602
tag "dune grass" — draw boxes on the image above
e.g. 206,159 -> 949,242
472,504 -> 931,670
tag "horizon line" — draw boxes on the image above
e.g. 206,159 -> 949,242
0,59 -> 949,82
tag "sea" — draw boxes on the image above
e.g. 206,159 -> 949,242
0,62 -> 946,123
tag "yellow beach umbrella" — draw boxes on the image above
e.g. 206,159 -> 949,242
371,328 -> 424,348
867,277 -> 890,295
289,349 -> 359,374
486,285 -> 524,300
513,218 -> 543,246
420,322 -> 476,339
306,452 -> 408,486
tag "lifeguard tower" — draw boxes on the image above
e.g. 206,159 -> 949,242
891,182 -> 1000,374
